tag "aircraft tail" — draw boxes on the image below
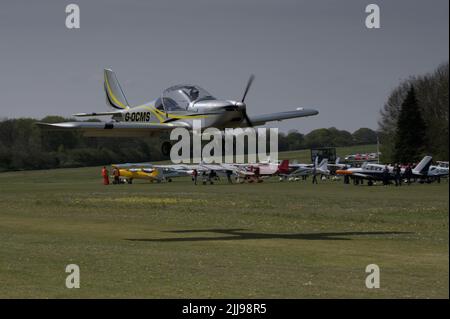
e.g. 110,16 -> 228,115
412,156 -> 432,175
318,158 -> 328,171
151,167 -> 166,181
104,69 -> 130,110
278,160 -> 290,173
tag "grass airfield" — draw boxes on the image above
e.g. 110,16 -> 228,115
0,150 -> 448,298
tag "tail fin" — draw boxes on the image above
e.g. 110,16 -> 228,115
412,156 -> 432,175
318,158 -> 328,171
104,69 -> 130,110
278,160 -> 290,173
314,156 -> 319,167
151,168 -> 160,178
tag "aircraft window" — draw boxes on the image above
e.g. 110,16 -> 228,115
155,98 -> 164,111
163,97 -> 185,111
155,97 -> 185,112
162,85 -> 216,110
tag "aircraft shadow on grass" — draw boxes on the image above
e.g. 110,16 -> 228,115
125,228 -> 412,243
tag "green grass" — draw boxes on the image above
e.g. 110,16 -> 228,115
0,146 -> 448,298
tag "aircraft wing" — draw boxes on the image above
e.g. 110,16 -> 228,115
247,108 -> 318,126
113,163 -> 154,169
287,167 -> 312,176
351,172 -> 382,180
36,121 -> 191,137
72,111 -> 123,117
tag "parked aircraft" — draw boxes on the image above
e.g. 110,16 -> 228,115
280,158 -> 330,181
112,166 -> 189,183
335,156 -> 446,185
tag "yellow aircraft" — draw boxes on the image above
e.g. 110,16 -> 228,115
112,166 -> 162,184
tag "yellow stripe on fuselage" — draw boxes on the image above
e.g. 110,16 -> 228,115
139,105 -> 210,123
142,106 -> 165,122
152,107 -> 210,119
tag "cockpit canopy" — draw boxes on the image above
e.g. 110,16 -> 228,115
157,85 -> 216,112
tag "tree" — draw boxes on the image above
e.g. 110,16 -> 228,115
393,87 -> 427,163
286,130 -> 305,150
352,128 -> 377,145
304,128 -> 334,148
328,127 -> 353,146
379,62 -> 449,161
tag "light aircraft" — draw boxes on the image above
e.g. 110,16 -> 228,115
428,162 -> 449,180
335,156 -> 446,185
233,160 -> 290,177
38,69 -> 319,155
283,158 -> 330,180
113,167 -> 161,184
111,166 -> 189,183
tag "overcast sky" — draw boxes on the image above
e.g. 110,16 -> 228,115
0,0 -> 448,133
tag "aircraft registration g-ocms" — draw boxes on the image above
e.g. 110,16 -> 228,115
37,69 -> 319,155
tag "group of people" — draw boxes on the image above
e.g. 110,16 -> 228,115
190,167 -> 264,185
382,163 -> 414,186
191,169 -> 235,185
101,166 -> 121,185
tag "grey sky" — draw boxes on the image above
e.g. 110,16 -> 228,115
0,0 -> 448,133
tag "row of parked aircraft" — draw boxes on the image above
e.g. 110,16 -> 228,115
111,156 -> 448,185
113,158 -> 325,184
344,152 -> 380,161
336,157 -> 448,185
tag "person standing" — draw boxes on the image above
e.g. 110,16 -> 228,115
208,170 -> 215,185
192,169 -> 198,185
404,164 -> 412,185
102,166 -> 110,185
394,164 -> 402,186
254,166 -> 261,183
226,170 -> 233,184
312,166 -> 318,184
382,165 -> 389,186
202,171 -> 208,185
113,167 -> 120,184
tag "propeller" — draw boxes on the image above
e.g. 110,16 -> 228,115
239,74 -> 255,127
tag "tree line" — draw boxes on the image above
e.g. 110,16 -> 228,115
378,62 -> 449,163
0,115 -> 377,171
